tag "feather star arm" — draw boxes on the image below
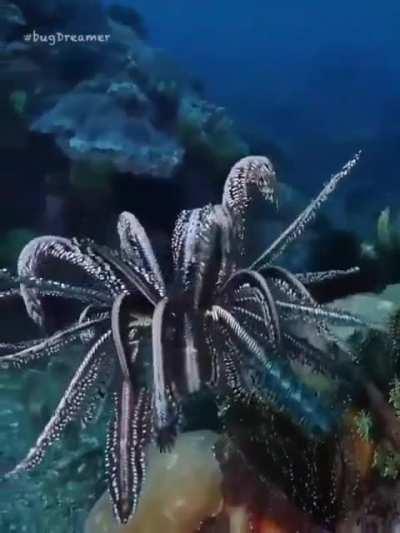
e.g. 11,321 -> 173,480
250,151 -> 361,269
5,330 -> 112,477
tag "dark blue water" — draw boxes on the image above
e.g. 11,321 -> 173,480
117,0 -> 400,194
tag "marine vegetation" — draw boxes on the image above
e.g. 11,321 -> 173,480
358,206 -> 400,289
1,151 -> 400,527
346,307 -> 400,484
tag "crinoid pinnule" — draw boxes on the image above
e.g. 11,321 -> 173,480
1,150 -> 399,526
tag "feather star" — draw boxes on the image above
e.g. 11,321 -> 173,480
1,150 -> 399,524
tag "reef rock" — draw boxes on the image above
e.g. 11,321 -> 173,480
32,90 -> 183,178
177,93 -> 249,176
2,1 -> 247,182
329,283 -> 400,341
85,431 -> 222,533
85,428 -> 324,533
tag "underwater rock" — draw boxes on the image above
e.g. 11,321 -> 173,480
0,0 -> 252,255
330,292 -> 395,331
106,80 -> 150,112
327,283 -> 400,343
32,91 -> 183,178
379,284 -> 400,306
84,431 -> 222,533
177,93 -> 249,177
1,0 -> 247,186
85,429 -> 320,533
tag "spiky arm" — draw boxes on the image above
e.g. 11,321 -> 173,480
210,304 -> 270,367
222,156 -> 278,236
17,236 -> 125,327
0,314 -> 109,369
1,269 -> 112,306
111,293 -> 142,383
211,312 -> 336,435
106,384 -> 152,524
296,267 -> 360,286
276,300 -> 369,328
151,298 -> 181,451
250,151 -> 361,269
118,211 -> 166,299
5,330 -> 112,477
0,287 -> 21,301
219,269 -> 281,351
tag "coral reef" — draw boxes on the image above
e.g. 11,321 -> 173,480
177,94 -> 249,178
327,284 -> 400,505
1,1 -> 247,183
32,90 -> 184,178
0,0 -> 254,290
85,430 -> 321,533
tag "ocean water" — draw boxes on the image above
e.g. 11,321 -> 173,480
124,0 -> 400,192
1,1 -> 400,532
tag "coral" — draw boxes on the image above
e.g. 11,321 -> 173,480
1,0 -> 248,188
177,94 -> 249,176
354,409 -> 374,442
32,91 -> 184,178
344,410 -> 376,481
373,444 -> 400,480
333,300 -> 400,484
389,377 -> 400,416
0,0 -> 253,256
106,80 -> 150,112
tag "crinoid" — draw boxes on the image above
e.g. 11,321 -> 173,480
1,151 -> 399,524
